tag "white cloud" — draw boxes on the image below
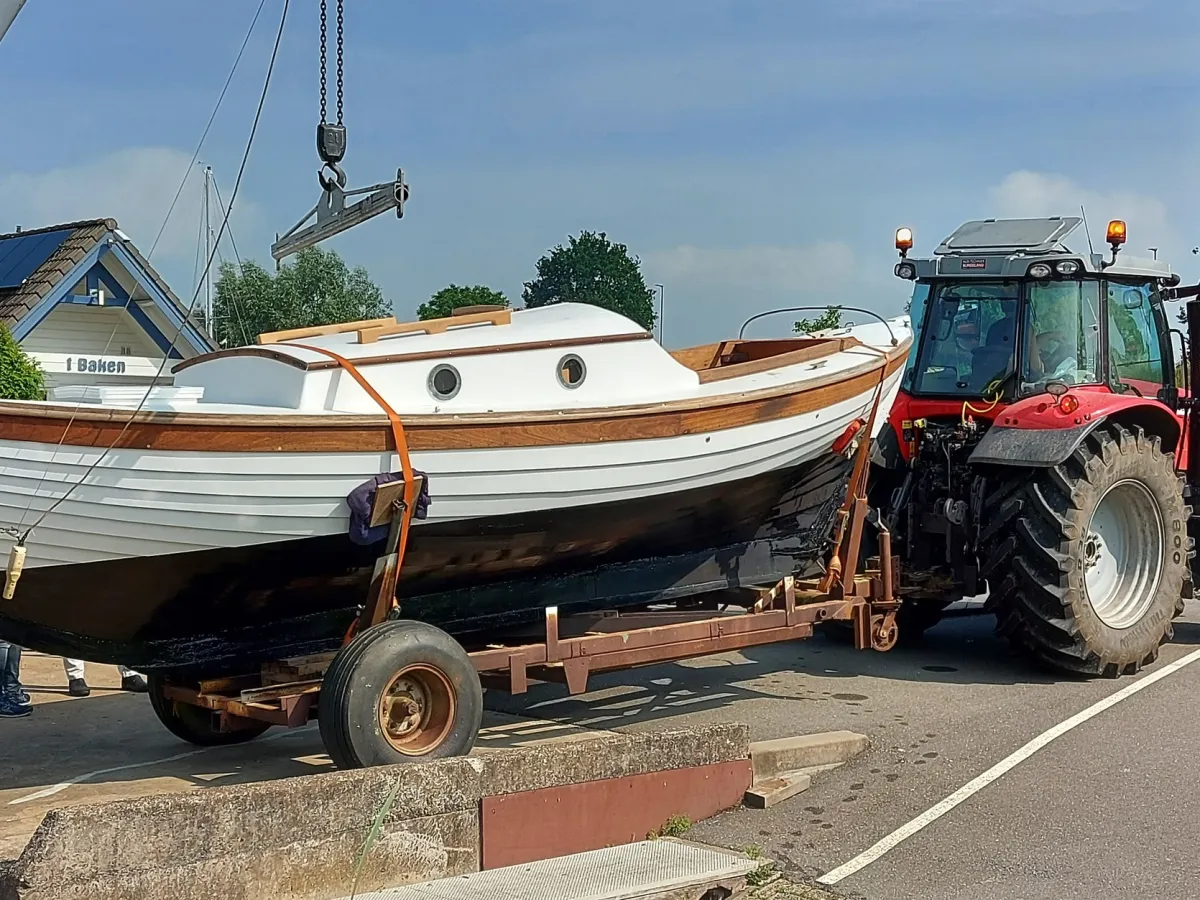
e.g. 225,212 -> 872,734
989,171 -> 1171,250
0,147 -> 262,272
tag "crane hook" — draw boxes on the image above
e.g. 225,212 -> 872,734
319,161 -> 348,194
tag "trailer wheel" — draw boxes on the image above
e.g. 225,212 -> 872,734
318,619 -> 483,769
980,424 -> 1190,677
148,676 -> 271,746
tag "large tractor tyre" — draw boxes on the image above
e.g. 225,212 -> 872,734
148,675 -> 271,746
318,619 -> 483,770
980,424 -> 1190,677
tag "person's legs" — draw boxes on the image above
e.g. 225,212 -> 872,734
63,658 -> 90,697
0,642 -> 31,717
116,665 -> 148,693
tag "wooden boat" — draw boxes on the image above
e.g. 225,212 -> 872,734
0,303 -> 911,674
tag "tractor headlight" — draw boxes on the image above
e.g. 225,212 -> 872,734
1056,260 -> 1080,276
894,262 -> 917,280
1028,263 -> 1052,279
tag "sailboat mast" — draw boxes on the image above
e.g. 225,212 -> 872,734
203,165 -> 213,328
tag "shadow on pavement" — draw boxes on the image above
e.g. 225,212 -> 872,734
1171,620 -> 1200,645
485,613 -> 1064,731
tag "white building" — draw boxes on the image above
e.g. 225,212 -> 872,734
0,218 -> 215,392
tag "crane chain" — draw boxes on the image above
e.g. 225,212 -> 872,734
316,0 -> 347,180
319,0 -> 328,123
336,0 -> 344,126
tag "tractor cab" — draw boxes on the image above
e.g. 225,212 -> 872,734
896,216 -> 1181,415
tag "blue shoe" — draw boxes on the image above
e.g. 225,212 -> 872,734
15,688 -> 31,707
0,695 -> 31,718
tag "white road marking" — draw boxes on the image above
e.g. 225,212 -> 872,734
8,725 -> 316,806
818,645 -> 1200,886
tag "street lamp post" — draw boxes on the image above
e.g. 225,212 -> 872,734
654,283 -> 665,344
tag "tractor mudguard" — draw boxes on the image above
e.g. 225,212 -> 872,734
969,419 -> 1099,467
968,389 -> 1181,468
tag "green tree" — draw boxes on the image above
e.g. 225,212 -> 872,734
793,306 -> 843,335
208,246 -> 390,347
417,284 -> 508,321
522,231 -> 656,331
0,325 -> 45,400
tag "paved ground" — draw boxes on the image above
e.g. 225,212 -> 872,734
4,605 -> 1198,899
487,603 -> 1200,899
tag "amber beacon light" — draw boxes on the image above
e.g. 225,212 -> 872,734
1106,219 -> 1127,247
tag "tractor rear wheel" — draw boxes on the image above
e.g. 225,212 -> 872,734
980,423 -> 1189,677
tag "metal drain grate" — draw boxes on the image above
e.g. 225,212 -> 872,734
343,840 -> 759,900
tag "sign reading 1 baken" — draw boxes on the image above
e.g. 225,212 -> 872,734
65,357 -> 128,374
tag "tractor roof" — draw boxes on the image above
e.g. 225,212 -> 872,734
910,216 -> 1175,282
935,217 -> 1083,256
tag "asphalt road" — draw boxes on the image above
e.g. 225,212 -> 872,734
490,602 -> 1200,899
6,603 -> 1198,897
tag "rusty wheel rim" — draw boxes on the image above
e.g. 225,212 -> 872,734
377,664 -> 456,756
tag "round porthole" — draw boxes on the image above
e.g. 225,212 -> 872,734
427,363 -> 461,401
557,354 -> 586,389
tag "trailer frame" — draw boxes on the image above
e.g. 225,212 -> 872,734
153,379 -> 902,764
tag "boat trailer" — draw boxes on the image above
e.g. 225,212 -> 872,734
152,419 -> 902,768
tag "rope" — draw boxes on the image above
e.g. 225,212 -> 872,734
289,343 -> 417,625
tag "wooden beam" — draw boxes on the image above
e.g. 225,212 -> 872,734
357,308 -> 511,344
258,316 -> 398,345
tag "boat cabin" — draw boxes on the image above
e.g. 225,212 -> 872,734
161,303 -> 884,417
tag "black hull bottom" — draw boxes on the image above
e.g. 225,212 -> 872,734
0,454 -> 851,675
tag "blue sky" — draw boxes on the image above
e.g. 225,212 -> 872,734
1,0 -> 1196,346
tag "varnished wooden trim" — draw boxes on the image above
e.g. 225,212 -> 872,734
0,350 -> 907,453
171,347 -> 311,374
668,343 -> 723,372
696,338 -> 863,384
357,308 -> 511,344
311,331 -> 652,370
172,331 -> 653,374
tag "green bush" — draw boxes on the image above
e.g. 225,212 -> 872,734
0,325 -> 45,400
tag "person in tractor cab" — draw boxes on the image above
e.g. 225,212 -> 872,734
968,303 -> 1018,393
1022,280 -> 1101,389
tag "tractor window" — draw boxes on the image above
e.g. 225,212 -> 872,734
1021,280 -> 1101,393
1106,281 -> 1166,394
908,281 -> 1020,396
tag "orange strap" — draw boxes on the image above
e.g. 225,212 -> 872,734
291,343 -> 417,620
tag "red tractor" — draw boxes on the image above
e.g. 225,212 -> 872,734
870,216 -> 1197,675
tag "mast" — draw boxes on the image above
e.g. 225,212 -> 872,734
203,165 -> 213,329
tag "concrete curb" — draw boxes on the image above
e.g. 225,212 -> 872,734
744,772 -> 812,809
0,724 -> 751,900
749,731 -> 869,781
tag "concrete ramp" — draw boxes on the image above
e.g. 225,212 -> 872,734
0,724 -> 752,900
344,841 -> 758,900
